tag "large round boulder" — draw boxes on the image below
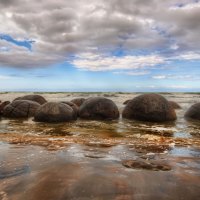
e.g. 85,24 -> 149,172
3,100 -> 40,118
71,98 -> 86,107
168,101 -> 181,109
14,94 -> 47,105
184,103 -> 200,121
0,101 -> 10,115
122,93 -> 177,122
79,97 -> 119,120
61,101 -> 78,119
34,102 -> 76,123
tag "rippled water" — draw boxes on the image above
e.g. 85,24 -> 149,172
0,92 -> 200,200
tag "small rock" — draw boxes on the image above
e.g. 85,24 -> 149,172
122,160 -> 171,171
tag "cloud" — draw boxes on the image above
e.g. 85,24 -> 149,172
152,74 -> 200,80
170,1 -> 200,10
152,75 -> 167,79
0,0 -> 200,69
135,84 -> 197,90
167,85 -> 192,89
113,70 -> 150,76
72,52 -> 165,71
0,48 -> 65,68
136,85 -> 156,88
0,75 -> 13,80
174,52 -> 200,60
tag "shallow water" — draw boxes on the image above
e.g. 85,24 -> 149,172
0,92 -> 200,200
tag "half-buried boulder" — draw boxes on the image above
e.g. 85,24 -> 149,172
71,98 -> 86,107
3,100 -> 40,118
34,102 -> 76,123
61,101 -> 78,119
79,97 -> 119,120
168,101 -> 181,109
184,103 -> 200,121
122,93 -> 177,122
14,94 -> 47,105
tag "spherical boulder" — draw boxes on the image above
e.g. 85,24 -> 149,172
14,94 -> 47,105
0,101 -> 10,115
71,98 -> 86,107
34,102 -> 75,123
122,93 -> 177,122
61,101 -> 78,119
79,97 -> 119,120
3,100 -> 40,118
184,103 -> 200,121
168,101 -> 181,109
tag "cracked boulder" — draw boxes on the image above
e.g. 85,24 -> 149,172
79,97 -> 119,120
61,101 -> 79,119
3,100 -> 40,118
122,93 -> 177,122
34,102 -> 76,123
71,98 -> 86,107
14,94 -> 47,105
0,101 -> 10,115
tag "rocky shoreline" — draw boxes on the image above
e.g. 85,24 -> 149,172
0,93 -> 199,123
0,92 -> 200,200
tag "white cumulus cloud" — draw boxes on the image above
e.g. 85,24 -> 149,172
72,52 -> 165,71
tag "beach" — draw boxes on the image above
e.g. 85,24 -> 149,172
0,92 -> 200,200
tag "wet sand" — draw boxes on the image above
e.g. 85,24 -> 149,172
0,143 -> 200,200
0,92 -> 200,200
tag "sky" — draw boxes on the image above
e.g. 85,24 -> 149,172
0,0 -> 200,92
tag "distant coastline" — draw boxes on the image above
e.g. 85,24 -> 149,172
0,91 -> 200,94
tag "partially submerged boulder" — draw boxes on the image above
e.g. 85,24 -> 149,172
71,98 -> 86,107
168,101 -> 181,109
0,101 -> 10,115
184,103 -> 200,121
79,97 -> 119,120
34,102 -> 76,123
122,93 -> 177,122
14,94 -> 47,105
3,100 -> 40,118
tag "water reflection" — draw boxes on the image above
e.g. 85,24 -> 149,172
0,143 -> 200,200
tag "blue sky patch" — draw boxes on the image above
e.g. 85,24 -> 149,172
0,34 -> 35,51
